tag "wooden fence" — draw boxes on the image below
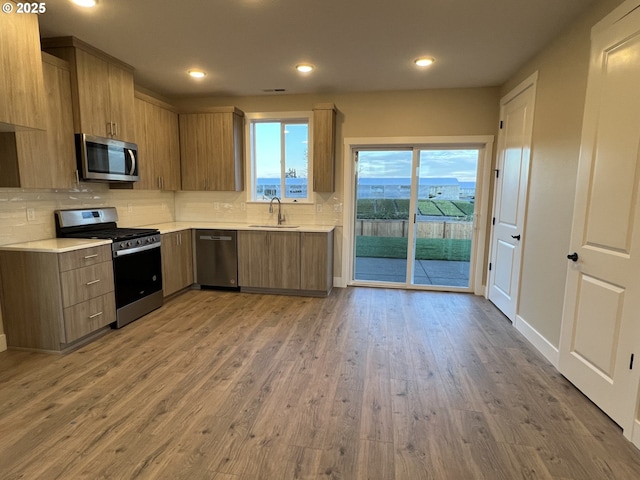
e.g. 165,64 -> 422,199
355,220 -> 473,240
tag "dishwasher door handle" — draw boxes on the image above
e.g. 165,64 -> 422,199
199,235 -> 233,241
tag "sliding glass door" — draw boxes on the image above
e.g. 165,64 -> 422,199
354,149 -> 413,283
353,147 -> 479,290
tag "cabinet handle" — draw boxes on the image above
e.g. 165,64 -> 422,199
113,122 -> 118,137
84,254 -> 99,259
86,279 -> 101,286
88,311 -> 103,319
106,122 -> 111,136
75,170 -> 80,184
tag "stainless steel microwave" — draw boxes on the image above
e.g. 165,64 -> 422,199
75,134 -> 139,182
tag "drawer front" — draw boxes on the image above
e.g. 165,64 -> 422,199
59,245 -> 112,272
63,292 -> 116,343
60,261 -> 114,307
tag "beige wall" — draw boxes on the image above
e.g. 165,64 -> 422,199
500,0 -> 625,347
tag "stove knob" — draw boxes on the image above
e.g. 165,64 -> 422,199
137,239 -> 143,245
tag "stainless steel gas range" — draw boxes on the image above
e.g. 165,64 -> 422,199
55,207 -> 163,328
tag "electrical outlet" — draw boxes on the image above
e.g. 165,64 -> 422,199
333,204 -> 342,213
316,204 -> 323,213
214,202 -> 220,210
240,202 -> 246,211
26,208 -> 36,222
127,203 -> 133,213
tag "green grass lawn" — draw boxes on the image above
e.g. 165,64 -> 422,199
356,235 -> 471,261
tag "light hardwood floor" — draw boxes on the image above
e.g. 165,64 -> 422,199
1,287 -> 640,479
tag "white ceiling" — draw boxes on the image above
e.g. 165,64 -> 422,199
37,0 -> 597,98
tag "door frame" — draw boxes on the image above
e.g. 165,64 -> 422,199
486,71 -> 538,320
341,135 -> 494,294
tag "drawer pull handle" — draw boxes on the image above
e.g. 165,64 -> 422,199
88,311 -> 103,319
86,279 -> 101,286
84,254 -> 99,259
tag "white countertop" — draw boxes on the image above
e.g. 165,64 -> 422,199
0,223 -> 335,253
0,238 -> 112,253
141,222 -> 336,234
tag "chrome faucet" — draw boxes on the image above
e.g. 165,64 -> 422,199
269,196 -> 284,225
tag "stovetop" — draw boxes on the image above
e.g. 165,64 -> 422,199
63,227 -> 160,241
55,207 -> 159,242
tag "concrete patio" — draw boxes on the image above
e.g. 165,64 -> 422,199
354,257 -> 470,287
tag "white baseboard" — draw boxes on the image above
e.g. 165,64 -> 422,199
0,334 -> 6,353
631,419 -> 640,449
333,276 -> 347,288
514,314 -> 559,368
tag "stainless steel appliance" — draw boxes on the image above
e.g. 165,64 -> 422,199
75,134 -> 139,183
195,229 -> 238,288
55,207 -> 162,328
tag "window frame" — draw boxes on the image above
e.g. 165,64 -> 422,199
245,111 -> 314,204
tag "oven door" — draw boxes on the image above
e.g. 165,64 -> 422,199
112,244 -> 163,320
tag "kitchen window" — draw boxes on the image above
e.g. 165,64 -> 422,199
246,112 -> 313,203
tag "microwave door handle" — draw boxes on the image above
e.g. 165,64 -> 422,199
127,149 -> 136,175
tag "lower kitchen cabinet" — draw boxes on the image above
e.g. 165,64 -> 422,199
0,244 -> 115,352
237,229 -> 333,296
161,230 -> 194,297
300,231 -> 334,293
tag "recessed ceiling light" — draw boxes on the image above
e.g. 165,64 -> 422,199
415,57 -> 435,67
70,0 -> 98,7
188,70 -> 207,79
296,64 -> 314,73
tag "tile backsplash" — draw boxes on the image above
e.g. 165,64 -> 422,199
0,185 -> 175,246
174,191 -> 343,226
0,186 -> 343,246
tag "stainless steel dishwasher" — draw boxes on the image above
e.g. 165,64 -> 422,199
195,230 -> 238,288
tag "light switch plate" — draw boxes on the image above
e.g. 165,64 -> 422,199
26,208 -> 36,222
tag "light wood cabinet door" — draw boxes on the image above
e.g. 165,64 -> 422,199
0,3 -> 46,130
237,231 -> 300,290
179,109 -> 244,191
312,103 -> 336,192
0,53 -> 76,188
161,230 -> 194,297
300,231 -> 334,293
107,63 -> 136,142
237,230 -> 269,288
63,292 -> 115,343
135,94 -> 181,190
60,261 -> 115,307
179,113 -> 209,190
74,48 -> 112,138
42,37 -> 136,143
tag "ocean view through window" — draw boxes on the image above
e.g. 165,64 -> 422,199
248,112 -> 312,202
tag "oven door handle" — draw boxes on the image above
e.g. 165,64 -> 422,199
113,242 -> 160,257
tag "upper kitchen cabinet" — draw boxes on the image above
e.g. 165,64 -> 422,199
0,53 -> 76,188
133,91 -> 181,190
0,2 -> 46,131
312,103 -> 336,192
42,36 -> 136,143
179,108 -> 244,191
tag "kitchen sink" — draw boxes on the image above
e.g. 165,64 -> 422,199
249,225 -> 299,229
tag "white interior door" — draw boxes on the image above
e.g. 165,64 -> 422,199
559,2 -> 640,435
487,74 -> 537,322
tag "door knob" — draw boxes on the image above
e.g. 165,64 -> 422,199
567,252 -> 579,262
511,234 -> 521,241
